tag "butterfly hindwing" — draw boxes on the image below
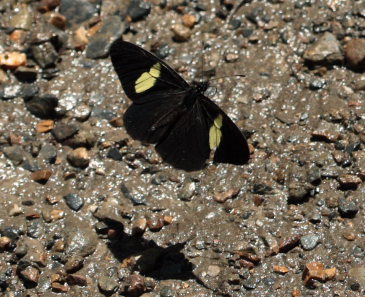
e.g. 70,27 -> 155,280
200,96 -> 250,166
155,100 -> 211,171
110,40 -> 189,103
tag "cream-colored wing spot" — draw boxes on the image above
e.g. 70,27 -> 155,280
135,62 -> 161,93
209,114 -> 223,150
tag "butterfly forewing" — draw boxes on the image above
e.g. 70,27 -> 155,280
110,40 -> 189,103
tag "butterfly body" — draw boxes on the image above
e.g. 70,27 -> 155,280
110,40 -> 249,171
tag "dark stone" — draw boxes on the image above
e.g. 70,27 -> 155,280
31,42 -> 58,68
107,147 -> 123,161
91,109 -> 117,120
338,198 -> 359,218
60,0 -> 101,26
309,78 -> 326,90
41,67 -> 59,80
127,0 -> 151,22
19,84 -> 39,99
14,67 -> 38,83
38,144 -> 57,163
51,123 -> 79,142
25,95 -> 58,119
86,15 -> 125,59
27,220 -> 45,239
2,146 -> 25,165
242,28 -> 254,38
64,194 -> 84,211
152,43 -> 173,59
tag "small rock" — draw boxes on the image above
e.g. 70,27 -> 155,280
0,236 -> 11,250
107,147 -> 123,161
72,26 -> 89,50
60,0 -> 99,26
126,274 -> 146,296
86,16 -> 125,59
71,104 -> 92,121
19,84 -> 39,99
39,144 -> 57,163
9,204 -> 23,216
64,255 -> 84,273
26,95 -> 58,119
127,0 -> 151,22
345,39 -> 365,71
338,174 -> 362,189
131,218 -> 147,235
66,274 -> 87,286
31,168 -> 52,184
171,24 -> 192,42
2,145 -> 25,165
65,226 -> 98,257
63,193 -> 84,211
52,282 -> 69,292
19,265 -> 40,285
98,275 -> 119,294
273,265 -> 290,274
182,14 -> 197,28
279,235 -> 300,253
349,267 -> 365,289
37,0 -> 61,13
45,11 -> 67,30
37,120 -> 55,133
146,215 -> 165,232
288,181 -> 314,203
42,209 -> 65,222
214,187 -> 240,203
31,42 -> 58,68
300,234 -> 320,251
178,181 -> 195,201
14,66 -> 38,82
338,198 -> 359,218
302,262 -> 326,285
51,123 -> 79,141
67,147 -> 90,168
121,182 -> 146,205
303,32 -> 343,64
10,4 -> 33,30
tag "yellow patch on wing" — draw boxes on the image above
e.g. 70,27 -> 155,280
209,114 -> 223,150
135,62 -> 161,93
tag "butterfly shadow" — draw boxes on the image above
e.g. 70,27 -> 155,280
105,222 -> 196,281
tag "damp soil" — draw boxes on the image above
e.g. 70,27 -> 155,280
1,0 -> 365,296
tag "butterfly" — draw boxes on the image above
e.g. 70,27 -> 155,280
109,39 -> 250,171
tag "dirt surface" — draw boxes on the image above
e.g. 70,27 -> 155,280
1,0 -> 365,296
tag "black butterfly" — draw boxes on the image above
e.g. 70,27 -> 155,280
109,39 -> 249,171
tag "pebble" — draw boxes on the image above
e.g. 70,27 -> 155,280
51,123 -> 79,141
345,38 -> 365,71
70,104 -> 92,121
338,198 -> 359,218
171,24 -> 192,42
2,145 -> 25,165
30,168 -> 52,184
65,226 -> 98,257
37,0 -> 61,13
72,26 -> 89,50
182,14 -> 197,28
52,282 -> 69,292
302,262 -> 337,286
303,32 -> 343,64
338,174 -> 362,189
10,5 -> 33,30
131,218 -> 147,235
349,267 -> 365,289
64,129 -> 96,148
279,235 -> 300,253
121,182 -> 146,205
31,42 -> 58,69
126,274 -> 146,296
14,66 -> 38,82
26,95 -> 58,119
273,265 -> 289,274
0,236 -> 11,250
86,16 -> 125,59
146,215 -> 165,231
9,204 -> 23,216
66,274 -> 87,286
213,187 -> 240,203
59,0 -> 99,26
98,275 -> 119,294
42,209 -> 64,222
300,234 -> 320,251
64,255 -> 84,273
63,193 -> 84,211
287,181 -> 313,203
36,120 -> 55,133
38,143 -> 57,163
178,181 -> 195,201
127,0 -> 151,22
107,147 -> 123,161
19,265 -> 40,285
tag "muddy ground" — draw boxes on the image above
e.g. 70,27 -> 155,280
1,0 -> 365,296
